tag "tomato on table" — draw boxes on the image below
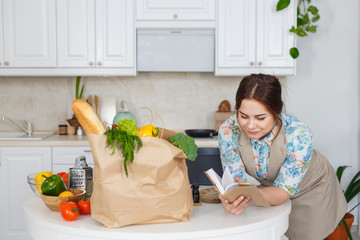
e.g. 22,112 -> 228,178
59,201 -> 71,212
60,202 -> 79,221
78,200 -> 91,215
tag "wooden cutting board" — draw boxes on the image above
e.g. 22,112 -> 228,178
200,187 -> 221,203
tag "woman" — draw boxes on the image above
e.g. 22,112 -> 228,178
218,74 -> 347,240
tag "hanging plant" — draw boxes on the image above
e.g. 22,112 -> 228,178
277,0 -> 320,59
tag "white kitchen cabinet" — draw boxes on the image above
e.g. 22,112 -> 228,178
57,0 -> 135,71
216,0 -> 296,76
0,147 -> 51,240
52,147 -> 94,173
136,0 -> 215,20
0,1 -> 3,68
1,0 -> 56,68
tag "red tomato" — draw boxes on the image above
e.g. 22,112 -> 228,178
78,200 -> 91,215
57,172 -> 66,177
62,173 -> 69,188
60,202 -> 79,221
59,201 -> 71,212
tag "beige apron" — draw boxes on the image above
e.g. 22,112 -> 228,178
236,128 -> 347,240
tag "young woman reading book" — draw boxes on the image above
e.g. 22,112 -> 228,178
218,74 -> 347,240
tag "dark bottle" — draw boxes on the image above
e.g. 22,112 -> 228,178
191,184 -> 200,203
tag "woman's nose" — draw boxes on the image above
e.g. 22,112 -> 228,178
248,119 -> 256,129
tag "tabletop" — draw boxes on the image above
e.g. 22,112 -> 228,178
24,196 -> 291,240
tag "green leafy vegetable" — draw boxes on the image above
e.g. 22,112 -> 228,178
104,123 -> 142,176
168,133 -> 198,161
116,118 -> 138,136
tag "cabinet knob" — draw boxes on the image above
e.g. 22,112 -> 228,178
258,61 -> 263,66
250,61 -> 255,66
4,61 -> 9,66
89,61 -> 94,66
0,62 -> 2,66
97,61 -> 102,66
173,14 -> 178,19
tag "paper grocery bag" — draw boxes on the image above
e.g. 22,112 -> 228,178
87,134 -> 193,228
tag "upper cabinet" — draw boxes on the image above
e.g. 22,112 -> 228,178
216,0 -> 296,76
0,0 -> 296,76
57,0 -> 134,71
1,0 -> 56,67
0,1 -> 3,68
136,0 -> 215,21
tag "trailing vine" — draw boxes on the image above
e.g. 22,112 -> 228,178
277,0 -> 320,59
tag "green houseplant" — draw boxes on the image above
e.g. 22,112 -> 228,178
277,0 -> 320,59
75,76 -> 85,100
327,166 -> 360,240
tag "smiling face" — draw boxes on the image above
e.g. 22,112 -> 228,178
237,99 -> 275,140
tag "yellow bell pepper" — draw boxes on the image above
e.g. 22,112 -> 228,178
34,171 -> 53,193
138,124 -> 159,138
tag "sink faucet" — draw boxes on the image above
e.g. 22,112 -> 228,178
2,117 -> 33,136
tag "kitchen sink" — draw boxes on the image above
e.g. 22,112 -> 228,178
0,132 -> 56,140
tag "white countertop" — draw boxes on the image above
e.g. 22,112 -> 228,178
24,195 -> 291,240
0,134 -> 219,148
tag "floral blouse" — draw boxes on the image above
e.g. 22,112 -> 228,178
218,113 -> 313,196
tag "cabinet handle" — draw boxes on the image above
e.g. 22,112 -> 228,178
0,62 -> 2,66
250,61 -> 255,66
97,61 -> 102,66
89,61 -> 94,66
258,61 -> 263,66
4,61 -> 9,66
84,150 -> 92,153
173,14 -> 178,19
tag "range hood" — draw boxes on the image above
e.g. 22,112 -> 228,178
137,29 -> 215,72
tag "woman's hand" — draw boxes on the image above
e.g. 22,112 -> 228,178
217,177 -> 250,215
218,194 -> 251,215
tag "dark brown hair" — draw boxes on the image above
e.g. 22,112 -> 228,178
235,74 -> 283,134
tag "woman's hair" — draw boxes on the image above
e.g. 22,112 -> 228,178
235,74 -> 283,133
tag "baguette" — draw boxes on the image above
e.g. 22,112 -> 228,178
72,99 -> 107,134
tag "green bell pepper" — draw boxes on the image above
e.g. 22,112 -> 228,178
41,174 -> 67,196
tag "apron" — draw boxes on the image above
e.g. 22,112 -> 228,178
236,128 -> 347,240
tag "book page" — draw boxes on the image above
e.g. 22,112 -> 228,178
205,169 -> 225,194
221,166 -> 235,190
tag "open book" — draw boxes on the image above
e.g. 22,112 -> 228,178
204,167 -> 270,207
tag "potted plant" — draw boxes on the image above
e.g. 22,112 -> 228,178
326,166 -> 360,240
67,76 -> 85,131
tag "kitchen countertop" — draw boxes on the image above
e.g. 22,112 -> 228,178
0,134 -> 219,148
24,195 -> 291,240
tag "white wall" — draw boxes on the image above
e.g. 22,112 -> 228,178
0,0 -> 359,227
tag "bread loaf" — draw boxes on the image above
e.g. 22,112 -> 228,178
72,99 -> 107,134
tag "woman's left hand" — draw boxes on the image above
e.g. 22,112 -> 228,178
218,193 -> 251,215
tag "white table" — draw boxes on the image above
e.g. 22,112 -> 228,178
24,196 -> 291,240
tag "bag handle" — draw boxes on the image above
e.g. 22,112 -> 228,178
134,107 -> 153,124
139,113 -> 164,138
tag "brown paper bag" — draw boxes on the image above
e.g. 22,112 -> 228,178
87,134 -> 193,228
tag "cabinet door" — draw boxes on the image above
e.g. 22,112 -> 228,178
96,0 -> 134,68
256,0 -> 295,68
2,0 -> 56,67
0,147 -> 51,240
136,0 -> 215,20
0,0 -> 3,68
216,0 -> 256,69
52,147 -> 94,173
57,0 -> 96,67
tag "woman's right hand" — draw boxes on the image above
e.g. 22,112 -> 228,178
218,193 -> 251,215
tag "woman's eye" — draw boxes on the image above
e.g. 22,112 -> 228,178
257,117 -> 266,121
240,115 -> 248,119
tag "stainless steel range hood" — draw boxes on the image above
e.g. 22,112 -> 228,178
137,29 -> 215,72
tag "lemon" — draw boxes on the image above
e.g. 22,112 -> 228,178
59,191 -> 74,197
34,171 -> 53,193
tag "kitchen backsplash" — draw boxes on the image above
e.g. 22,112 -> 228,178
0,73 -> 268,131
